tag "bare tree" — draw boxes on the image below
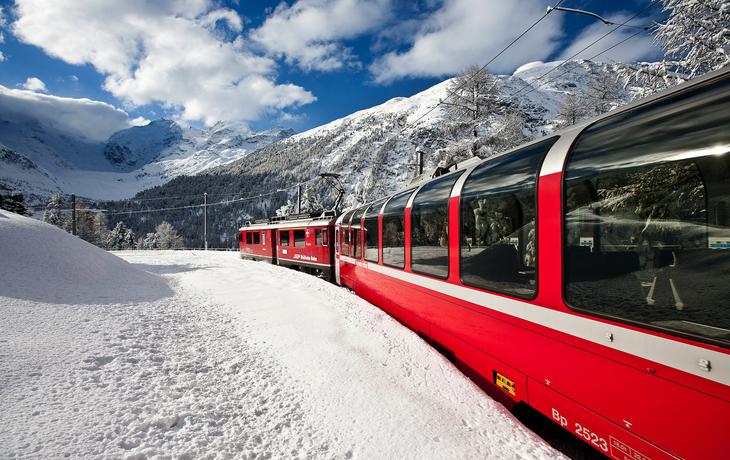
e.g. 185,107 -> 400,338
155,221 -> 184,249
443,64 -> 501,137
555,93 -> 591,128
585,73 -> 621,115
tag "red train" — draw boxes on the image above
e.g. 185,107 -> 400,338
238,211 -> 337,280
241,67 -> 730,459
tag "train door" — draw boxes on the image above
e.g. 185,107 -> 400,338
335,226 -> 340,284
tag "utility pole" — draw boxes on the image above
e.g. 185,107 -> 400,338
204,192 -> 208,250
71,193 -> 76,236
297,184 -> 302,214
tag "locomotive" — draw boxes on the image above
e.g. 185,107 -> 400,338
240,66 -> 730,460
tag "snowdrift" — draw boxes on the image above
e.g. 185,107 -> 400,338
0,210 -> 173,304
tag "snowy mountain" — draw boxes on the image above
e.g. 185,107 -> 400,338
103,60 -> 633,248
0,116 -> 297,205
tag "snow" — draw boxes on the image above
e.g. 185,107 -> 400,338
0,210 -> 568,459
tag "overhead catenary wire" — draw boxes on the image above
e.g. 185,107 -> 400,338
505,0 -> 663,101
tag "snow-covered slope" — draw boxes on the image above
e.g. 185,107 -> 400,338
0,210 -> 567,459
0,116 -> 296,204
209,59 -> 631,212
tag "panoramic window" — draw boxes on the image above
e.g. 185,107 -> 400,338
340,210 -> 354,255
563,74 -> 730,347
364,199 -> 387,263
294,229 -> 306,248
382,190 -> 415,269
350,207 -> 367,259
411,173 -> 463,279
460,138 -> 556,298
280,230 -> 290,247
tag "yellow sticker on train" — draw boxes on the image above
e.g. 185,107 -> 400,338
494,371 -> 516,396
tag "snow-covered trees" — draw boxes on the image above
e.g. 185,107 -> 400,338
107,222 -> 136,250
0,185 -> 32,216
155,221 -> 184,249
444,64 -> 501,138
585,73 -> 622,115
300,184 -> 324,214
555,93 -> 591,128
42,193 -> 64,226
276,200 -> 296,217
619,0 -> 730,94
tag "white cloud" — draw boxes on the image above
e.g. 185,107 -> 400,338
0,85 -> 147,141
251,0 -> 391,71
370,0 -> 565,83
70,75 -> 79,81
22,77 -> 48,92
0,51 -> 4,62
556,15 -> 661,64
11,0 -> 315,125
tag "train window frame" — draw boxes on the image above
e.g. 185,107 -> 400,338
316,229 -> 323,246
294,229 -> 306,248
410,172 -> 464,280
340,210 -> 355,255
459,137 -> 556,300
246,231 -> 252,245
253,231 -> 261,245
280,229 -> 290,247
382,189 -> 416,270
561,74 -> 730,348
351,206 -> 367,259
364,199 -> 387,263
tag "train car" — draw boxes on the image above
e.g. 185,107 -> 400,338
240,212 -> 337,279
238,218 -> 278,264
335,67 -> 730,460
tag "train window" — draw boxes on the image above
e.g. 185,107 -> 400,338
563,74 -> 730,347
280,230 -> 290,247
261,231 -> 266,246
246,232 -> 252,245
316,229 -> 323,246
460,138 -> 556,298
351,207 -> 367,259
323,229 -> 328,246
364,199 -> 387,263
341,210 -> 354,255
383,190 -> 415,269
411,172 -> 463,279
253,231 -> 261,245
294,229 -> 306,248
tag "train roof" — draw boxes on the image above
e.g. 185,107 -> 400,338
238,210 -> 337,231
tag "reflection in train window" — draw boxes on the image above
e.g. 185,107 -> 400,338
411,172 -> 462,279
382,190 -> 415,269
340,210 -> 354,255
280,230 -> 290,247
563,74 -> 730,347
460,138 -> 556,298
294,229 -> 306,248
364,199 -> 387,263
351,207 -> 367,259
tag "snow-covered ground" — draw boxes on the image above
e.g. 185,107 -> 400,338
1,210 -> 568,459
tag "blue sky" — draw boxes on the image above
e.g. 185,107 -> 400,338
0,0 -> 665,140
